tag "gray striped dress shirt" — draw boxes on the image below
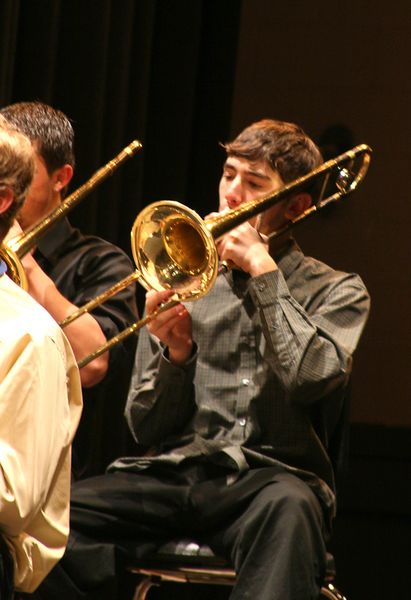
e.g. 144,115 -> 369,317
113,239 -> 370,515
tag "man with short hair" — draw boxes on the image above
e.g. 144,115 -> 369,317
1,101 -> 138,479
31,118 -> 370,599
0,116 -> 82,596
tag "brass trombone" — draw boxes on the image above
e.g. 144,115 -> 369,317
68,143 -> 371,368
1,139 -> 143,289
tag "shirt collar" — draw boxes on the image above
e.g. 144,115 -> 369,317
36,217 -> 74,261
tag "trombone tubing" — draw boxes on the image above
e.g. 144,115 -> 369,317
77,297 -> 180,368
75,143 -> 372,368
206,143 -> 372,240
7,139 -> 143,259
60,271 -> 141,328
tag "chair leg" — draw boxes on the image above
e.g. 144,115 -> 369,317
132,576 -> 160,600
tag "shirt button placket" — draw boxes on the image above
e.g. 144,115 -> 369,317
238,377 -> 250,428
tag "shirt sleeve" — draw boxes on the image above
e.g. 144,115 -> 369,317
125,329 -> 197,447
248,268 -> 370,404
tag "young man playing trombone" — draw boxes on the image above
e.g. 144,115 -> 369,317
1,101 -> 138,480
30,119 -> 370,600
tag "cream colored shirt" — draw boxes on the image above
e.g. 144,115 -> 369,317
0,273 -> 82,592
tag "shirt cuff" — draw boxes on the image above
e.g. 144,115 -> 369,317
159,342 -> 198,380
249,269 -> 289,307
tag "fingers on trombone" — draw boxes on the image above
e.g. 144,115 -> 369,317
145,289 -> 185,325
145,289 -> 174,310
152,306 -> 189,334
146,297 -> 189,340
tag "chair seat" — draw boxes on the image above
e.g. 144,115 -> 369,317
137,539 -> 228,566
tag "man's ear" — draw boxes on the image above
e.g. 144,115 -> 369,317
284,193 -> 312,221
52,164 -> 73,193
0,187 -> 14,215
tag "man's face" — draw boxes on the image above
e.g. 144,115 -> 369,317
17,149 -> 60,230
218,155 -> 288,235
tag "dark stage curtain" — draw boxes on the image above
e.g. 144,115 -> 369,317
0,0 -> 242,261
0,0 -> 242,487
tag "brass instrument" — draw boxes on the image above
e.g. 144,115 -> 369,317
1,140 -> 143,289
71,143 -> 372,368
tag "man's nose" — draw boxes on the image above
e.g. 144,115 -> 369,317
225,178 -> 243,207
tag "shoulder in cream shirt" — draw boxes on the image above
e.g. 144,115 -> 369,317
0,273 -> 82,592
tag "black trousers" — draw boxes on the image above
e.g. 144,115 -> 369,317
30,464 -> 327,600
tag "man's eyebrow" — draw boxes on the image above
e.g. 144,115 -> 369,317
224,161 -> 271,181
246,168 -> 271,181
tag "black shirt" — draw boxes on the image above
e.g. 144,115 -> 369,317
36,218 -> 139,479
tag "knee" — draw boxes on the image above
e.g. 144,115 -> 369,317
257,475 -> 323,534
229,475 -> 326,582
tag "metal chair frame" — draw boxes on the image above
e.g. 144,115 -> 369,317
128,542 -> 347,600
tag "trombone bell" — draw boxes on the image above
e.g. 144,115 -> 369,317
0,244 -> 28,289
131,201 -> 219,300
